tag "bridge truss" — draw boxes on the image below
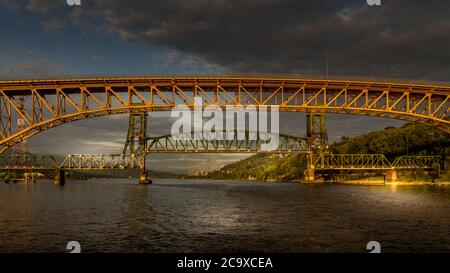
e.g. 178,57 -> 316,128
310,154 -> 441,170
0,76 -> 449,154
146,132 -> 308,153
1,153 -> 439,171
392,156 -> 442,169
60,154 -> 142,170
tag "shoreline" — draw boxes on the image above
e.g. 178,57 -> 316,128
3,177 -> 450,187
184,176 -> 450,186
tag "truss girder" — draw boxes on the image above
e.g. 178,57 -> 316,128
313,154 -> 441,170
1,153 -> 440,172
146,132 -> 308,153
0,77 -> 449,154
60,154 -> 141,170
392,156 -> 441,169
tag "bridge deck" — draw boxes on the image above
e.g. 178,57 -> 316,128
0,154 -> 440,172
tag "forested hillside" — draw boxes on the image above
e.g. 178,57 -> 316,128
332,123 -> 450,159
206,123 -> 450,181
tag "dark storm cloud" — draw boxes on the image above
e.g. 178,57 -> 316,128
107,0 -> 450,80
25,0 -> 64,13
3,0 -> 449,80
1,0 -> 445,172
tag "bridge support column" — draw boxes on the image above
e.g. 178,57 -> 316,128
385,170 -> 398,182
123,108 -> 152,185
306,110 -> 329,150
304,151 -> 317,182
139,152 -> 152,185
304,168 -> 315,182
54,169 -> 65,186
139,169 -> 151,184
303,111 -> 329,183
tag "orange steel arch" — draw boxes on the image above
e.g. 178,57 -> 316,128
0,76 -> 449,154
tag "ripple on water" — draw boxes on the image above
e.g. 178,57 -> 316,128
0,179 -> 449,252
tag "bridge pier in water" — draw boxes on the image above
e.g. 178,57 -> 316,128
124,108 -> 152,185
304,168 -> 315,182
139,169 -> 151,184
53,169 -> 65,186
385,170 -> 398,183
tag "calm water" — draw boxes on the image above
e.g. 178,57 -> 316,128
0,179 -> 449,253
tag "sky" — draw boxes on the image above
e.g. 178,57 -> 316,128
1,0 -> 449,173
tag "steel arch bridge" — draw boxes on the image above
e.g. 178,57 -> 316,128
0,76 -> 449,154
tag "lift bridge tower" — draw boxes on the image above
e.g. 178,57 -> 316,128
304,110 -> 330,182
122,107 -> 151,184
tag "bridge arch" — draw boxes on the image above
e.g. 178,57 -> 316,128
0,76 -> 449,154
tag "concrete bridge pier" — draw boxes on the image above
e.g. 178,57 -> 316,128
304,168 -> 315,182
4,174 -> 10,183
54,169 -> 65,186
385,170 -> 398,182
139,168 -> 152,184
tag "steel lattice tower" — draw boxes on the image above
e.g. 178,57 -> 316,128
306,110 -> 329,151
122,108 -> 151,184
305,110 -> 329,182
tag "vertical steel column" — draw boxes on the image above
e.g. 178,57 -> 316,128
306,110 -> 329,150
304,110 -> 329,182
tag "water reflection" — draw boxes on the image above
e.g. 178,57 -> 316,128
0,179 -> 449,253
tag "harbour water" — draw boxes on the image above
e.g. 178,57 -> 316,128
0,179 -> 449,253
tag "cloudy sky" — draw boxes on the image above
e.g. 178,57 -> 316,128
1,0 -> 449,173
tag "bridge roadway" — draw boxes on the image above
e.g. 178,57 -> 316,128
0,153 -> 441,174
